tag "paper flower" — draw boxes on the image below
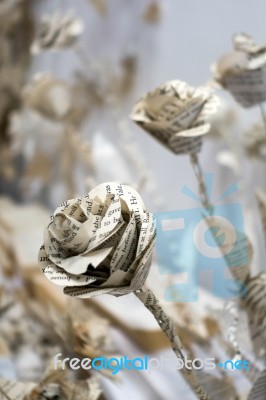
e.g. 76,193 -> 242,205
38,183 -> 208,399
23,75 -> 73,122
31,11 -> 83,53
213,33 -> 266,107
39,183 -> 156,298
130,80 -> 219,155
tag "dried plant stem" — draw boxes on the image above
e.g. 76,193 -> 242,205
259,103 -> 266,136
190,152 -> 213,214
0,387 -> 12,400
135,289 -> 209,400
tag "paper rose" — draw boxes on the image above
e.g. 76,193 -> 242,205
31,11 -> 83,53
130,80 -> 219,155
213,33 -> 266,107
39,183 -> 156,298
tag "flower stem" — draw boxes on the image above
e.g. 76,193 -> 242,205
259,103 -> 266,136
190,152 -> 213,215
135,289 -> 209,400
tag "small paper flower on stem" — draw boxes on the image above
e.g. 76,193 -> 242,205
130,80 -> 219,211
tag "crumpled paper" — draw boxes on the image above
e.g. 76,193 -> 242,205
130,79 -> 219,155
39,182 -> 156,298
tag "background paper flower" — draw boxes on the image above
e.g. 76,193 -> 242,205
130,79 -> 219,155
31,11 -> 83,53
214,33 -> 266,107
243,123 -> 266,161
23,74 -> 73,122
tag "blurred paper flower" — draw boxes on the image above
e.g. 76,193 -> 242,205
130,80 -> 219,155
213,33 -> 266,107
31,11 -> 83,53
39,182 -> 156,298
23,75 -> 73,122
243,123 -> 266,161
